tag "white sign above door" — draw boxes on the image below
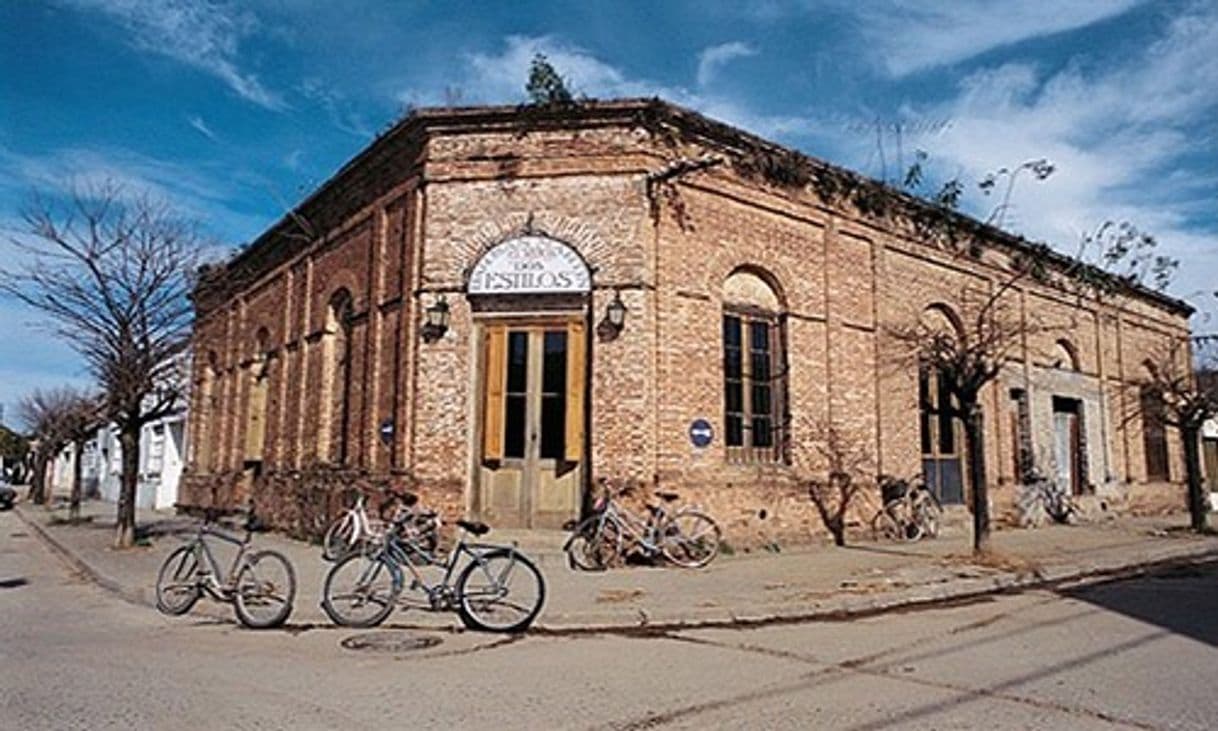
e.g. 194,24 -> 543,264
467,235 -> 591,295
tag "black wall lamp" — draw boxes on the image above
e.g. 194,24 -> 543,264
606,290 -> 627,330
421,295 -> 449,343
597,290 -> 627,341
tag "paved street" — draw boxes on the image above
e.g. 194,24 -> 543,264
3,507 -> 1217,730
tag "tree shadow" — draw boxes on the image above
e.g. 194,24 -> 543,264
1057,560 -> 1218,647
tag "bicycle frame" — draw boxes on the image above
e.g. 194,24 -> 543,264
365,529 -> 515,609
594,496 -> 670,555
189,522 -> 252,599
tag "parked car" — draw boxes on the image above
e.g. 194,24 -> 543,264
0,479 -> 15,510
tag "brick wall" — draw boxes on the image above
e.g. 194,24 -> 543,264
182,103 -> 1193,545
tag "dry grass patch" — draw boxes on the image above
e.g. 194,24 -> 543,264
596,588 -> 647,604
942,550 -> 1045,579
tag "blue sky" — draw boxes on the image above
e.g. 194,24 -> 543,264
1,0 -> 1216,424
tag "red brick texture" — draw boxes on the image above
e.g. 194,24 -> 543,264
181,101 -> 1193,546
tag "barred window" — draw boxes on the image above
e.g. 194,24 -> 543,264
721,268 -> 787,464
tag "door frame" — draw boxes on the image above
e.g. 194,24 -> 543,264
468,306 -> 592,527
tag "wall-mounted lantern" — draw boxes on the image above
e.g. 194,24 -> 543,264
597,290 -> 627,342
421,295 -> 450,343
605,291 -> 627,330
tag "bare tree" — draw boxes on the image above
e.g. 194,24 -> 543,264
888,272 -> 1043,552
1,183 -> 200,546
61,394 -> 102,522
798,421 -> 876,547
1139,335 -> 1218,532
17,387 -> 85,505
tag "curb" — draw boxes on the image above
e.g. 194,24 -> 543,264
531,543 -> 1218,634
13,505 -> 233,623
17,504 -> 1218,636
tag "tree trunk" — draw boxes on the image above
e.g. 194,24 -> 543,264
963,401 -> 991,553
1182,424 -> 1209,533
114,422 -> 141,548
28,449 -> 49,504
69,440 -> 84,522
829,515 -> 846,547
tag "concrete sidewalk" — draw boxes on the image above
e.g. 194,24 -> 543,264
14,499 -> 1218,633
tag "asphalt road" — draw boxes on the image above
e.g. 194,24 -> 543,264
3,508 -> 1216,730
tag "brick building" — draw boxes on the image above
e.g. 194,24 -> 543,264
181,99 -> 1193,544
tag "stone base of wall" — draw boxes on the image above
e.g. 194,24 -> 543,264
992,480 -> 1185,528
178,466 -> 464,542
180,467 -> 1189,548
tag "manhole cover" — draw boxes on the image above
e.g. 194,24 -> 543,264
340,631 -> 443,654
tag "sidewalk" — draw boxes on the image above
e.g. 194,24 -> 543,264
15,499 -> 1218,633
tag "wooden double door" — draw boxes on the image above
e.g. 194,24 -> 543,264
476,318 -> 585,529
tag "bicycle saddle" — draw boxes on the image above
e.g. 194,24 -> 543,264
654,491 -> 680,503
456,519 -> 491,536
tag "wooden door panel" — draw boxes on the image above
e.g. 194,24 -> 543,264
476,319 -> 584,529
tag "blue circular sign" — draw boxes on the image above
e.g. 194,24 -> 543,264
379,418 -> 395,446
689,418 -> 714,448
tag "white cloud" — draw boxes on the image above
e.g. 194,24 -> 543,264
696,41 -> 757,87
63,0 -> 283,109
187,115 -> 217,141
848,0 -> 1141,77
298,79 -> 373,138
912,4 -> 1218,322
403,35 -> 811,141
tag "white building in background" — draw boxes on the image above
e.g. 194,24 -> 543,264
55,411 -> 188,511
1204,418 -> 1218,510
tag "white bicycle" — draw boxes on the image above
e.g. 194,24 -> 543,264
322,490 -> 439,561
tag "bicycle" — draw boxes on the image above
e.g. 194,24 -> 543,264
155,508 -> 297,629
564,480 -> 721,570
871,475 -> 942,543
1017,473 -> 1080,527
321,489 -> 440,561
321,513 -> 545,633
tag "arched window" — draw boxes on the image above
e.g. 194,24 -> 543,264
244,328 -> 272,464
918,304 -> 965,504
1054,339 -> 1080,371
722,268 -> 788,464
1141,361 -> 1170,481
322,290 -> 354,465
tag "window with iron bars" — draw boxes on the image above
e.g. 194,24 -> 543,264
722,310 -> 788,463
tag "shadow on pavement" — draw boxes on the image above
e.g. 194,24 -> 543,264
1058,560 -> 1218,648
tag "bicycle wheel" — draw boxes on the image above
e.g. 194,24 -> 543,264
233,549 -> 297,629
564,517 -> 619,571
322,514 -> 357,562
457,548 -> 545,633
659,510 -> 721,568
914,494 -> 942,539
321,552 -> 401,628
874,502 -> 922,543
871,509 -> 900,542
155,545 -> 202,616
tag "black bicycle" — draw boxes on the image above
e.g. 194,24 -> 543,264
155,508 -> 297,629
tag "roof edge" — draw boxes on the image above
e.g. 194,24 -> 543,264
208,97 -> 1195,318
